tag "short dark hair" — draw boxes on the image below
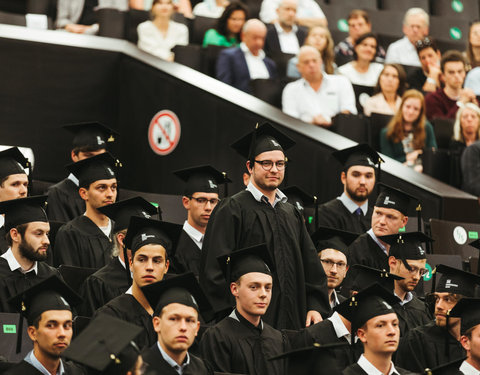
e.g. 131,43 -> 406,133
353,32 -> 378,61
348,9 -> 370,24
6,223 -> 28,247
415,36 -> 439,54
0,176 -> 8,187
440,50 -> 467,73
374,63 -> 406,97
216,1 -> 248,38
72,145 -> 105,156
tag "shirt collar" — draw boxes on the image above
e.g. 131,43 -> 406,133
394,291 -> 413,306
246,182 -> 287,207
367,228 -> 388,255
338,192 -> 368,215
0,214 -> 4,228
327,311 -> 351,344
330,289 -> 340,308
274,21 -> 298,35
240,42 -> 265,60
0,248 -> 38,274
25,350 -> 65,375
157,342 -> 190,374
182,221 -> 204,243
460,360 -> 480,375
230,309 -> 263,332
67,173 -> 79,186
357,354 -> 399,375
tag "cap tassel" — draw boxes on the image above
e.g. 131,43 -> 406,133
248,123 -> 260,167
431,267 -> 437,294
123,245 -> 132,286
156,205 -> 163,221
26,159 -> 33,197
314,196 -> 319,231
223,172 -> 229,198
107,135 -> 115,142
416,204 -> 422,232
15,313 -> 24,354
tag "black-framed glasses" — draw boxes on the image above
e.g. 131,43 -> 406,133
320,259 -> 347,270
254,160 -> 287,171
406,265 -> 429,277
188,197 -> 220,205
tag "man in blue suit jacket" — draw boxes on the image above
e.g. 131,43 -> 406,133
216,19 -> 277,93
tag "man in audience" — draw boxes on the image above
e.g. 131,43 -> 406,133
282,46 -> 357,127
385,7 -> 429,67
407,36 -> 442,93
426,50 -> 477,121
216,19 -> 277,94
260,0 -> 327,28
264,0 -> 307,55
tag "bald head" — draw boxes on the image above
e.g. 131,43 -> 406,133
242,19 -> 267,56
297,46 -> 323,82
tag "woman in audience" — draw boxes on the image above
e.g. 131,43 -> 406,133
194,0 -> 230,18
137,0 -> 189,62
364,64 -> 406,116
451,103 -> 480,153
131,0 -> 193,18
467,20 -> 480,69
380,89 -> 437,172
202,1 -> 248,47
338,32 -> 383,87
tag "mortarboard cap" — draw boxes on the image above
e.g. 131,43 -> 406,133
283,186 -> 316,213
332,143 -> 383,172
62,315 -> 142,372
449,298 -> 480,335
434,264 -> 480,297
0,195 -> 48,231
374,183 -> 418,216
311,226 -> 358,260
230,122 -> 295,161
63,122 -> 118,150
380,232 -> 432,270
0,147 -> 29,180
98,196 -> 159,233
217,243 -> 274,284
423,357 -> 466,375
349,264 -> 404,293
173,165 -> 231,196
66,152 -> 121,188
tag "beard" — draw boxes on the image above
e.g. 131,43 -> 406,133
18,238 -> 48,262
346,184 -> 370,203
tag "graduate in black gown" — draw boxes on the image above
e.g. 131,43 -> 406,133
79,196 -> 159,317
94,216 -> 182,350
54,152 -> 121,269
141,273 -> 214,375
317,144 -> 382,235
200,123 -> 329,330
46,122 -> 118,223
172,165 -> 230,277
395,265 -> 479,372
0,196 -> 61,313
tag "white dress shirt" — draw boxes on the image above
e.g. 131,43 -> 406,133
275,22 -> 300,54
385,36 -> 421,67
460,360 -> 480,375
260,0 -> 325,24
67,173 -> 79,186
338,192 -> 368,216
183,221 -> 203,249
1,248 -> 38,274
25,350 -> 65,375
157,342 -> 190,375
357,354 -> 400,375
327,311 -> 352,344
367,228 -> 388,255
338,62 -> 384,87
193,1 -> 225,18
240,42 -> 270,80
246,182 -> 287,208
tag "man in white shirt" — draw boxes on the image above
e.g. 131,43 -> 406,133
282,46 -> 357,127
385,8 -> 429,67
260,0 -> 326,28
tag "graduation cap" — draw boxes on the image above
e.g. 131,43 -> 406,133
332,143 -> 383,172
141,272 -> 213,321
62,315 -> 142,373
283,185 -> 316,212
0,195 -> 48,231
375,183 -> 419,218
349,264 -> 404,293
97,196 -> 159,233
380,231 -> 432,270
0,147 -> 29,180
311,226 -> 358,261
217,243 -> 274,284
423,357 -> 466,375
173,165 -> 232,197
66,152 -> 121,188
432,264 -> 480,297
268,342 -> 349,375
63,122 -> 118,150
449,298 -> 480,335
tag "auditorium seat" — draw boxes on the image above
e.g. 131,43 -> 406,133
243,0 -> 261,19
0,10 -> 26,26
173,44 -> 205,72
97,8 -> 126,39
267,51 -> 295,79
351,84 -> 374,115
203,44 -> 226,77
429,218 -> 480,259
430,0 -> 479,22
249,78 -> 290,108
368,112 -> 392,151
369,9 -> 404,39
327,0 -> 377,11
422,148 -> 451,185
331,113 -> 369,144
190,15 -> 217,45
125,8 -> 149,44
378,0 -> 429,13
431,117 -> 455,149
429,15 -> 469,43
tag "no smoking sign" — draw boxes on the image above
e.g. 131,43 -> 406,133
148,110 -> 181,155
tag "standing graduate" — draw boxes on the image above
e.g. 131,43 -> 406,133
173,165 -> 230,277
94,216 -> 182,350
200,123 -> 329,330
79,196 -> 159,316
46,122 -> 118,223
317,144 -> 382,234
54,152 -> 121,269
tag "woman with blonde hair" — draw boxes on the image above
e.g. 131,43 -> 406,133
451,103 -> 480,150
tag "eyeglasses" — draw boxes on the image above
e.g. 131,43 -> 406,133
189,197 -> 220,205
254,160 -> 287,171
406,265 -> 429,277
320,259 -> 347,270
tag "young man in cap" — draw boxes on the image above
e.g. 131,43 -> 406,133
47,122 -> 117,223
396,264 -> 477,372
95,216 -> 181,350
383,232 -> 433,336
317,144 -> 381,234
4,275 -> 84,375
79,196 -> 159,316
200,244 -> 286,375
141,272 -> 213,374
173,165 -> 230,277
201,123 -> 329,330
0,196 -> 60,313
54,152 -> 120,269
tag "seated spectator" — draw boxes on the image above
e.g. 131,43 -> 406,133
407,36 -> 441,94
380,89 -> 437,172
287,25 -> 335,78
203,1 -> 248,47
260,0 -> 326,28
467,20 -> 480,69
464,66 -> 480,96
425,50 -> 477,121
334,9 -> 386,65
216,19 -> 276,93
364,64 -> 406,117
131,0 -> 193,17
337,32 -> 383,87
193,0 -> 229,18
385,8 -> 429,67
282,46 -> 357,127
137,0 -> 189,61
264,0 -> 307,55
451,103 -> 480,154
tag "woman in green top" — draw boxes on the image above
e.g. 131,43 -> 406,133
202,1 -> 248,47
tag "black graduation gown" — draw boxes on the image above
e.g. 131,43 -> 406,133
53,216 -> 113,269
393,296 -> 433,337
199,312 -> 286,375
317,199 -> 373,234
342,363 -> 414,375
46,178 -> 85,223
79,257 -> 129,317
94,293 -> 156,350
395,321 -> 465,372
2,359 -> 85,375
0,226 -> 7,254
174,230 -> 202,277
142,344 -> 213,375
200,190 -> 329,330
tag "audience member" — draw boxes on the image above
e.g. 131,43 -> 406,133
264,0 -> 307,55
464,66 -> 480,96
467,20 -> 480,69
408,36 -> 442,93
338,32 -> 383,87
203,1 -> 247,47
259,0 -> 326,28
451,103 -> 480,154
216,19 -> 276,93
282,46 -> 357,127
364,64 -> 405,117
385,7 -> 429,67
137,0 -> 189,61
193,0 -> 229,18
380,89 -> 437,171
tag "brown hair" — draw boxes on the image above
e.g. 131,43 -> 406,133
467,21 -> 480,69
306,26 -> 335,74
374,63 -> 406,97
441,50 -> 467,73
6,223 -> 28,247
348,9 -> 370,24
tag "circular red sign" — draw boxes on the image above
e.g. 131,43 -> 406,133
148,110 -> 181,155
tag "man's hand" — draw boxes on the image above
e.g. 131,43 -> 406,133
459,88 -> 478,105
312,114 -> 332,127
306,310 -> 322,327
65,24 -> 90,34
